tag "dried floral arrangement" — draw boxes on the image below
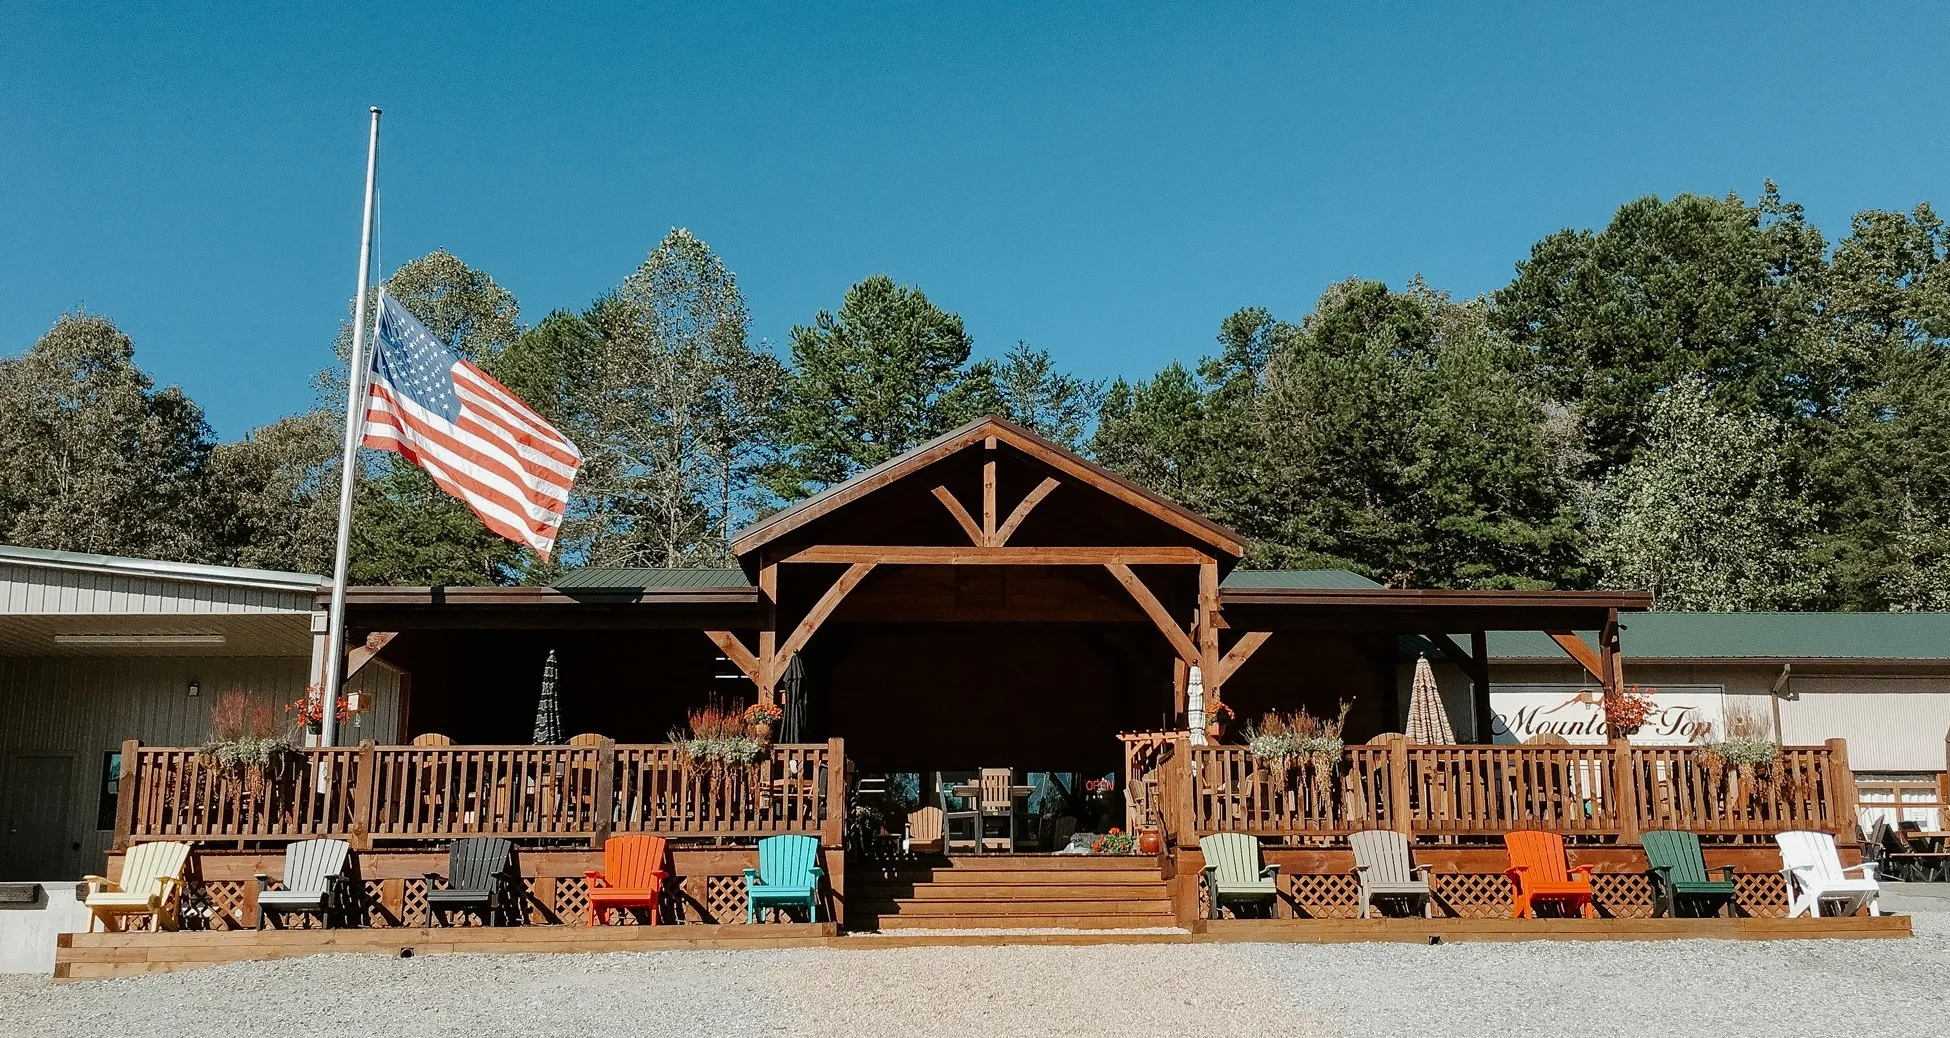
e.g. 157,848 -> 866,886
199,691 -> 292,772
669,700 -> 764,771
1241,701 -> 1352,783
1601,685 -> 1658,734
1693,711 -> 1800,806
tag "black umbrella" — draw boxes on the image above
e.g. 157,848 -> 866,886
532,649 -> 564,744
779,655 -> 807,743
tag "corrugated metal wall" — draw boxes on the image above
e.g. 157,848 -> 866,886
1781,677 -> 1950,771
0,562 -> 314,614
0,656 -> 400,881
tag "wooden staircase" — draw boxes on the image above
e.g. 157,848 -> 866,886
850,854 -> 1177,930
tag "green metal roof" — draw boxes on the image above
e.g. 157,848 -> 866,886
1221,569 -> 1384,590
551,567 -> 749,590
1490,612 -> 1950,661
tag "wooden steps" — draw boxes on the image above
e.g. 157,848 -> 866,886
849,854 -> 1177,931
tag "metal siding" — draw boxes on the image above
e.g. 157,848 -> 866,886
0,654 -> 400,882
0,562 -> 314,616
1779,679 -> 1950,771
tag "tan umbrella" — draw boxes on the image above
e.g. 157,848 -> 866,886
1406,653 -> 1456,744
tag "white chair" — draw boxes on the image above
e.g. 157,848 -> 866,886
1776,830 -> 1881,918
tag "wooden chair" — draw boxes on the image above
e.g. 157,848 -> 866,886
745,834 -> 823,923
83,841 -> 190,932
1503,829 -> 1595,918
567,733 -> 606,747
904,806 -> 944,854
255,839 -> 356,929
941,779 -> 979,853
978,767 -> 1016,852
585,834 -> 668,925
1350,829 -> 1433,918
1643,829 -> 1738,918
411,732 -> 454,747
1777,830 -> 1881,918
1199,832 -> 1279,918
425,837 -> 521,926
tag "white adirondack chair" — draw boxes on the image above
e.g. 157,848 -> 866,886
1776,830 -> 1880,918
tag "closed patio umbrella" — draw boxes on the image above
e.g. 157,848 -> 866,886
778,655 -> 806,743
532,649 -> 564,745
1406,653 -> 1456,744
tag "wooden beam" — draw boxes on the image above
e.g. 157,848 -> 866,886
1198,560 -> 1222,717
982,449 -> 998,545
930,486 -> 984,546
774,563 -> 875,668
1105,563 -> 1200,668
1602,608 -> 1624,693
1471,630 -> 1491,744
994,477 -> 1059,547
1548,631 -> 1607,686
782,545 -> 1212,566
345,632 -> 397,680
702,631 -> 761,684
1211,630 -> 1271,687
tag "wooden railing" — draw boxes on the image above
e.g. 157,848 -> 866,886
117,739 -> 843,848
1123,735 -> 1856,845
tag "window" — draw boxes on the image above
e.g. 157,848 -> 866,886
1857,773 -> 1947,832
96,750 -> 121,830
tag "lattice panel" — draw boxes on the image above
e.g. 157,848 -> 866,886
1286,873 -> 1361,918
553,877 -> 590,924
180,880 -> 248,930
1433,873 -> 1512,918
401,878 -> 428,927
1592,874 -> 1654,918
1735,873 -> 1788,917
704,875 -> 751,923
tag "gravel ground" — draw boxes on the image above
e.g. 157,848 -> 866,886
3,915 -> 1944,1038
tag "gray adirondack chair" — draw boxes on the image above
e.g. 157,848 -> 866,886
255,839 -> 356,929
1350,829 -> 1434,918
1200,832 -> 1280,918
425,837 -> 521,926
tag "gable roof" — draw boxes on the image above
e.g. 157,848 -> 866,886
0,543 -> 324,594
729,415 -> 1248,560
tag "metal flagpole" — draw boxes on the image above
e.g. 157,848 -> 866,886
319,106 -> 382,755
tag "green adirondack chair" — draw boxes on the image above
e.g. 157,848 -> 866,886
1643,829 -> 1739,918
745,835 -> 823,923
1199,832 -> 1280,918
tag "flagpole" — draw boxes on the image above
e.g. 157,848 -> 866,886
320,106 -> 382,753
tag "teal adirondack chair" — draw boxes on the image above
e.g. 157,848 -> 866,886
1643,829 -> 1739,918
745,835 -> 824,923
1200,832 -> 1280,918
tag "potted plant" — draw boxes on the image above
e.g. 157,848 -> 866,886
1696,712 -> 1789,808
670,700 -> 764,785
1601,685 -> 1657,738
744,702 -> 783,747
1092,828 -> 1135,855
201,691 -> 293,810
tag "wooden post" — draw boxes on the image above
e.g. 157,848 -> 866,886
1385,735 -> 1413,836
1609,737 -> 1640,845
1171,738 -> 1197,849
1470,630 -> 1492,744
1172,657 -> 1188,725
112,739 -> 140,851
981,441 -> 998,545
1600,608 -> 1623,694
822,737 -> 846,848
1827,737 -> 1858,845
351,739 -> 377,850
758,557 -> 779,705
1197,560 -> 1221,722
591,738 -> 617,848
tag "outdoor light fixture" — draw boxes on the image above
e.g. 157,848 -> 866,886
187,681 -> 200,698
52,633 -> 226,647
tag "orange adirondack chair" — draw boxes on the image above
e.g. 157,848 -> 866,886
585,835 -> 669,925
1504,829 -> 1595,918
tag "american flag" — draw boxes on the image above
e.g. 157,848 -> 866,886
360,292 -> 581,558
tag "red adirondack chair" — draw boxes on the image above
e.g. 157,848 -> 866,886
1504,829 -> 1595,918
585,835 -> 669,925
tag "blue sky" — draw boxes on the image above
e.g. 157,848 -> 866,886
4,3 -> 1945,438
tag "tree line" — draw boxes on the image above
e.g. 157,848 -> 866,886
3,183 -> 1946,610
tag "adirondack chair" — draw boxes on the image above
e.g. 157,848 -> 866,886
1199,832 -> 1280,918
1503,829 -> 1595,918
744,834 -> 823,923
425,837 -> 521,926
1643,829 -> 1738,918
977,768 -> 1017,852
83,841 -> 191,932
254,839 -> 356,929
411,732 -> 454,746
1350,829 -> 1434,918
1777,830 -> 1881,918
904,806 -> 944,854
585,835 -> 668,925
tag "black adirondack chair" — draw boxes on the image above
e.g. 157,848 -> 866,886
424,837 -> 521,926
